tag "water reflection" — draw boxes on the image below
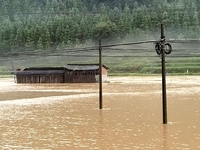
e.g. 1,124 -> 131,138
0,77 -> 200,149
163,125 -> 168,150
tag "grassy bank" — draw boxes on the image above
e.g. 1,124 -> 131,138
1,58 -> 200,77
1,43 -> 200,76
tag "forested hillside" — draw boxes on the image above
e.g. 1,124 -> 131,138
0,0 -> 199,54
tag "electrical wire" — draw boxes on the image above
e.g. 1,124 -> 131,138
2,39 -> 200,58
101,40 -> 157,48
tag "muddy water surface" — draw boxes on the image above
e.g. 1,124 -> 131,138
0,76 -> 200,149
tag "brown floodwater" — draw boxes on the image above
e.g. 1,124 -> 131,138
0,76 -> 200,149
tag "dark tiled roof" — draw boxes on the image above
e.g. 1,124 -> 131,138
11,64 -> 109,75
65,64 -> 109,71
11,70 -> 64,75
24,67 -> 65,71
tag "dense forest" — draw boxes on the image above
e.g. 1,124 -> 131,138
0,0 -> 200,54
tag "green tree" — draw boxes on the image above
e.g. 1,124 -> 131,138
93,20 -> 118,44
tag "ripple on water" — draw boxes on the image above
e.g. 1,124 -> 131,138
1,78 -> 200,149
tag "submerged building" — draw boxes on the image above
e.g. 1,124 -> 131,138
11,64 -> 109,84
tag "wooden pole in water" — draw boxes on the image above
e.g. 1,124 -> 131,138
99,39 -> 103,109
161,24 -> 167,124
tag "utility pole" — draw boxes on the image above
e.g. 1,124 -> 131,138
161,24 -> 167,124
155,24 -> 172,124
99,39 -> 103,109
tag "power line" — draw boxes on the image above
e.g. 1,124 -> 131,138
101,40 -> 156,48
2,39 -> 200,58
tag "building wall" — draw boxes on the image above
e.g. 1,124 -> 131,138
95,66 -> 108,82
65,68 -> 108,83
102,66 -> 107,75
95,75 -> 108,83
15,66 -> 108,83
16,74 -> 64,83
65,70 -> 97,83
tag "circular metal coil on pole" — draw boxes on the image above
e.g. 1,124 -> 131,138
164,43 -> 172,54
155,41 -> 172,55
155,42 -> 161,55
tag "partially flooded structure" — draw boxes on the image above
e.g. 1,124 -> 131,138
11,64 -> 109,84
